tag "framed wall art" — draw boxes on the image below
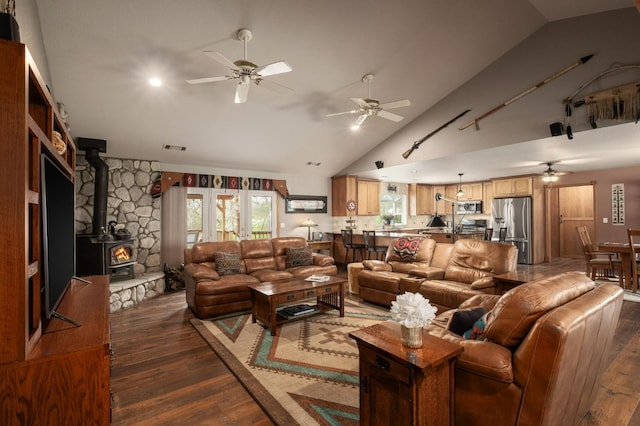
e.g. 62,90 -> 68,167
285,195 -> 327,214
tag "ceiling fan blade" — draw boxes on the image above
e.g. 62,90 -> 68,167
255,78 -> 294,95
235,82 -> 250,104
186,75 -> 231,85
326,109 -> 360,117
354,114 -> 368,126
379,99 -> 411,110
350,98 -> 369,108
377,110 -> 404,122
256,61 -> 292,77
204,51 -> 239,70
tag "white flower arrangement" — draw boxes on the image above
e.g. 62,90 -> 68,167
390,291 -> 437,328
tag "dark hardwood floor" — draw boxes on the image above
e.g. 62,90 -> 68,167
110,259 -> 640,425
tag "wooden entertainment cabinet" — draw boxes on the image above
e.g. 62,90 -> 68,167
0,39 -> 111,423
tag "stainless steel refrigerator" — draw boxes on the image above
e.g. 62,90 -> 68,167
491,196 -> 532,264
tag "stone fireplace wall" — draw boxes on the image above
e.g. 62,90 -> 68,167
75,156 -> 162,276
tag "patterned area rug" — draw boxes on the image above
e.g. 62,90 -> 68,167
191,298 -> 390,425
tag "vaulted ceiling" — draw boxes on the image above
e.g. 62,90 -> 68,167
35,0 -> 638,184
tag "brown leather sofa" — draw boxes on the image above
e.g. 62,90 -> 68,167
358,237 -> 518,311
425,272 -> 623,426
184,237 -> 337,318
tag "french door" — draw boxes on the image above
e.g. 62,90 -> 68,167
186,188 -> 277,243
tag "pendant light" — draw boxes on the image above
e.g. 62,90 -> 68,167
456,173 -> 464,198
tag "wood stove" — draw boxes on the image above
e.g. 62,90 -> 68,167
76,236 -> 136,281
75,137 -> 136,282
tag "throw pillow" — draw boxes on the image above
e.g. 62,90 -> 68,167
392,237 -> 425,261
215,252 -> 241,276
286,246 -> 313,268
463,312 -> 490,341
447,306 -> 486,336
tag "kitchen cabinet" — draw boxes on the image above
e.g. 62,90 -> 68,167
443,185 -> 458,214
409,184 -> 433,215
458,183 -> 483,201
483,181 -> 494,214
492,177 -> 533,197
357,179 -> 380,216
331,176 -> 358,216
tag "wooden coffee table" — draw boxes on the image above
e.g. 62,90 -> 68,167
247,276 -> 346,335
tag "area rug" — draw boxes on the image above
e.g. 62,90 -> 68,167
191,298 -> 390,425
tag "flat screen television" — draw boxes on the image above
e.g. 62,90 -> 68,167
40,153 -> 76,322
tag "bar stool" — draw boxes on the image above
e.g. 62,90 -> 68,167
484,228 -> 493,241
363,230 -> 388,260
498,227 -> 507,242
341,229 -> 365,264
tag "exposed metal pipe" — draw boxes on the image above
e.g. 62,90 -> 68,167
77,138 -> 108,235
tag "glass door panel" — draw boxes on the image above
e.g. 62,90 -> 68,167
216,193 -> 240,241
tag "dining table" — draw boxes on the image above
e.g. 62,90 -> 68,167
598,242 -> 639,292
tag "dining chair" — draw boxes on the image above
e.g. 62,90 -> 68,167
484,228 -> 494,241
362,230 -> 388,260
576,225 -> 620,282
341,229 -> 365,265
498,227 -> 507,242
627,228 -> 640,292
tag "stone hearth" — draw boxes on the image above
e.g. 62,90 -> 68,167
109,272 -> 165,313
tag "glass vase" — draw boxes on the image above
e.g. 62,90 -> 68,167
400,325 -> 423,348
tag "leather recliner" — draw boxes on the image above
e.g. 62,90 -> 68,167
425,272 -> 623,426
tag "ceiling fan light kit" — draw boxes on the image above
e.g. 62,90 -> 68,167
542,162 -> 561,182
186,28 -> 293,104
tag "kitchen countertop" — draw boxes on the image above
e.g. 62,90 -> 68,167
330,228 -> 484,237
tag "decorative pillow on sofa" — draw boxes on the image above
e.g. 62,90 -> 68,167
392,237 -> 425,261
463,312 -> 490,341
215,252 -> 241,275
447,306 -> 486,336
286,246 -> 313,268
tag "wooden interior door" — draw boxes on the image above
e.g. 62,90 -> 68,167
558,185 -> 595,258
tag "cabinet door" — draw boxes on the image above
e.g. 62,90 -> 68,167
357,180 -> 380,216
331,176 -> 357,216
360,360 -> 412,425
512,177 -> 532,195
416,184 -> 433,215
483,181 -> 493,214
432,185 -> 445,215
444,185 -> 458,214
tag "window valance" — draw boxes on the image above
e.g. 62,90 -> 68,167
151,172 -> 288,198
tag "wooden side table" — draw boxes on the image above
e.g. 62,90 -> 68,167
349,321 -> 463,425
307,240 -> 334,257
493,270 -> 553,294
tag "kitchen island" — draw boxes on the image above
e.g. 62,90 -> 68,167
330,228 -> 483,264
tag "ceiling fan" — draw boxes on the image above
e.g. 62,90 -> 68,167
186,28 -> 293,103
541,162 -> 569,182
326,74 -> 411,128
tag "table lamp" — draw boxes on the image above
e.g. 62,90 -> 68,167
301,219 -> 317,241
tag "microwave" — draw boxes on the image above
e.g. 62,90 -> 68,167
458,201 -> 482,214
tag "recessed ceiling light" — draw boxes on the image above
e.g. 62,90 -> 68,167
351,125 -> 360,131
149,78 -> 162,87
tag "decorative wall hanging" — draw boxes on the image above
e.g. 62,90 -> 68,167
402,109 -> 470,159
150,172 -> 288,198
285,195 -> 327,214
611,183 -> 625,226
563,63 -> 640,133
459,54 -> 593,131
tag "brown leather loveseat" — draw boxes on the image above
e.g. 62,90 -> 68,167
425,272 -> 623,425
358,237 -> 518,311
184,237 -> 337,318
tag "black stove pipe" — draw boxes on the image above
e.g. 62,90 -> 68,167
77,138 -> 108,235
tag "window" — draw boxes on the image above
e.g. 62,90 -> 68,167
186,188 -> 277,242
379,193 -> 407,226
